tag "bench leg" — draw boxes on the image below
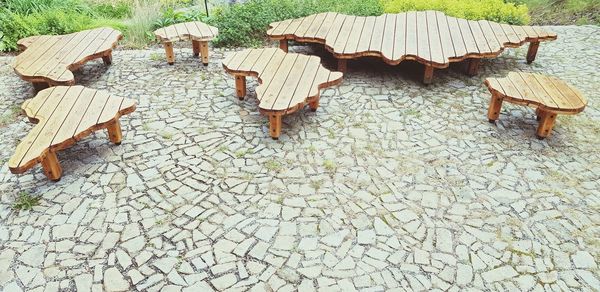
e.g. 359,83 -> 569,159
279,40 -> 288,53
192,40 -> 200,57
200,41 -> 209,66
309,95 -> 320,112
536,108 -> 542,121
536,110 -> 557,139
41,151 -> 62,181
487,93 -> 503,122
32,82 -> 49,92
102,52 -> 113,65
466,58 -> 480,76
107,120 -> 123,145
164,42 -> 175,65
269,115 -> 282,140
527,41 -> 540,64
337,59 -> 347,73
423,65 -> 434,84
235,76 -> 246,100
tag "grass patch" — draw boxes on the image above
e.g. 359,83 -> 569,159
513,0 -> 600,25
323,160 -> 336,172
265,159 -> 282,172
12,192 -> 40,211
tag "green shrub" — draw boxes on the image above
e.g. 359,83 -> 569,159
205,0 -> 384,47
124,0 -> 162,49
382,0 -> 530,25
91,1 -> 133,19
1,0 -> 92,14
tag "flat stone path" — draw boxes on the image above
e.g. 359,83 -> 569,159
0,25 -> 599,291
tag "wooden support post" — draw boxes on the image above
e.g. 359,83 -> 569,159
279,39 -> 288,53
337,59 -> 347,73
308,95 -> 320,112
199,41 -> 209,66
466,58 -> 480,76
102,52 -> 113,65
269,115 -> 282,140
235,76 -> 246,100
106,120 -> 123,145
164,42 -> 175,65
32,82 -> 49,92
41,151 -> 62,181
192,40 -> 200,57
423,65 -> 434,84
536,110 -> 557,139
527,41 -> 540,64
536,108 -> 542,121
487,93 -> 503,122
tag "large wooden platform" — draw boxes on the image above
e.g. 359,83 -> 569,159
485,72 -> 586,139
8,86 -> 136,181
268,11 -> 557,84
154,21 -> 218,65
13,28 -> 122,90
222,48 -> 343,139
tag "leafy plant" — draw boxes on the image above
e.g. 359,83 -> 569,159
12,192 -> 40,211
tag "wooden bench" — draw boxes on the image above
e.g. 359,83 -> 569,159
8,86 -> 136,181
485,72 -> 587,139
222,48 -> 343,139
154,21 -> 218,65
13,28 -> 122,91
268,11 -> 557,84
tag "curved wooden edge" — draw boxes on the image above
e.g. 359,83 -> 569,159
14,29 -> 123,86
268,14 -> 557,69
222,62 -> 343,116
8,101 -> 136,175
484,78 -> 586,114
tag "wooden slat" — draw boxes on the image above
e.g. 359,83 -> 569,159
405,12 -> 418,56
255,50 -> 287,90
507,72 -> 548,106
381,14 -> 397,59
426,11 -> 444,64
487,21 -> 510,45
416,11 -> 430,61
333,16 -> 356,53
308,66 -> 332,98
325,14 -> 347,47
356,16 -> 376,52
478,21 -> 501,53
304,13 -> 328,38
75,90 -> 111,134
344,16 -> 366,54
51,87 -> 98,145
285,17 -> 305,37
268,19 -> 291,36
520,73 -> 565,109
457,18 -> 478,54
392,13 -> 407,60
280,56 -> 322,111
257,54 -> 298,102
550,78 -> 586,107
237,49 -> 265,72
496,78 -> 523,101
226,49 -> 253,71
98,95 -> 125,124
196,22 -> 216,38
436,12 -> 455,60
34,29 -> 95,78
184,22 -> 202,38
14,36 -> 61,71
294,14 -> 317,37
265,55 -> 310,110
315,13 -> 338,39
369,15 -> 387,53
533,74 -> 578,109
521,25 -> 539,39
446,16 -> 466,58
250,48 -> 278,73
500,23 -> 521,44
511,25 -> 529,41
468,20 -> 491,54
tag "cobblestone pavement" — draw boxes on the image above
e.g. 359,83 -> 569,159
1,25 -> 599,292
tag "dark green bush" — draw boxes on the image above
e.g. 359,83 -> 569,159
91,1 -> 133,19
204,0 -> 384,47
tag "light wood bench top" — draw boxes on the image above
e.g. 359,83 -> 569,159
9,86 -> 136,180
223,48 -> 342,113
485,72 -> 586,114
222,48 -> 343,138
13,28 -> 122,87
154,21 -> 218,42
268,11 -> 557,68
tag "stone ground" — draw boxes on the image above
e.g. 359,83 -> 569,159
0,25 -> 599,292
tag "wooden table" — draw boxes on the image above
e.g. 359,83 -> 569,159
485,72 -> 586,139
13,28 -> 122,91
8,86 -> 136,181
268,11 -> 557,84
222,48 -> 343,139
154,21 -> 218,65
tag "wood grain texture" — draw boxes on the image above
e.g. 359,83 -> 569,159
13,28 -> 122,86
154,21 -> 218,42
8,86 -> 136,179
222,48 -> 343,138
267,11 -> 557,69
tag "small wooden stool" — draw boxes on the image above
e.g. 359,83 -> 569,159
154,21 -> 218,66
8,86 -> 136,181
485,72 -> 587,139
222,48 -> 343,139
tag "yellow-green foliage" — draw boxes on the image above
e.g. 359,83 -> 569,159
382,0 -> 530,25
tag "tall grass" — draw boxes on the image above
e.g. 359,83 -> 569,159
2,0 -> 91,14
124,0 -> 162,48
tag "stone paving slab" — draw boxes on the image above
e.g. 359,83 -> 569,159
0,25 -> 599,291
